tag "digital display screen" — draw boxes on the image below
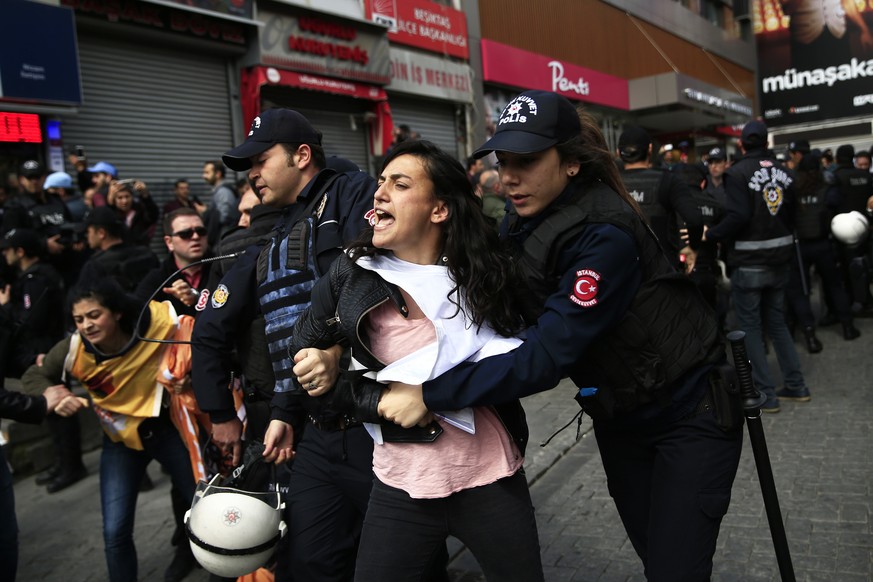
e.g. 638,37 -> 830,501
0,112 -> 42,143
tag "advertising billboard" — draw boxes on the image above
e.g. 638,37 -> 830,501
755,0 -> 873,126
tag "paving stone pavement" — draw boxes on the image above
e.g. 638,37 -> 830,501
449,316 -> 873,582
10,318 -> 872,581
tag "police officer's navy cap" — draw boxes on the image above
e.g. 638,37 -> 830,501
836,144 -> 855,164
0,228 -> 44,255
788,139 -> 810,154
617,126 -> 652,158
19,160 -> 45,178
708,147 -> 726,161
472,90 -> 581,159
223,109 -> 322,171
740,120 -> 768,145
84,206 -> 124,229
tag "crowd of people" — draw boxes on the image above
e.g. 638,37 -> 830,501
1,91 -> 872,582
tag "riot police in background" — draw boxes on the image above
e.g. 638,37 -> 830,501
2,161 -> 82,288
785,139 -> 810,171
786,152 -> 860,352
833,144 -> 873,314
706,120 -> 812,411
0,228 -> 86,494
685,147 -> 729,325
617,126 -> 704,270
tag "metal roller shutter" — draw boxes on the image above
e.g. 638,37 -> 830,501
389,97 -> 461,161
61,34 -> 235,215
261,88 -> 371,173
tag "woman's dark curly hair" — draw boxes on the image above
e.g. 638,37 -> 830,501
69,278 -> 140,337
348,139 -> 526,337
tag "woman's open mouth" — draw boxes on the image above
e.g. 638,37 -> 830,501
372,208 -> 395,229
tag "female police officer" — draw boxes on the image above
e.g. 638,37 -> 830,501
378,90 -> 743,581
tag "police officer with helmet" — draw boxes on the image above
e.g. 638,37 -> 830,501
190,108 -> 378,581
377,90 -> 743,581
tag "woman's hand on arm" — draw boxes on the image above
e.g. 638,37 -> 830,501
42,385 -> 73,413
293,345 -> 342,397
54,394 -> 89,417
263,419 -> 295,464
378,383 -> 429,428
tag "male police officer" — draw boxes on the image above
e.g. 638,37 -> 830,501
617,126 -> 704,269
706,120 -> 811,411
190,109 -> 377,581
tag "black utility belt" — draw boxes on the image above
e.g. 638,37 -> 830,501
307,414 -> 361,432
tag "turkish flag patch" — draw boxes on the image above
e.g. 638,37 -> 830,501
570,269 -> 601,307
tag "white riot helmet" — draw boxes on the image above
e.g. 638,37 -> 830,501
185,475 -> 287,577
831,211 -> 870,246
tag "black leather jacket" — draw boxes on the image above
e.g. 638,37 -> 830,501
290,252 -> 530,454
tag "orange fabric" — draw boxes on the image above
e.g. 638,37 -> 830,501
237,568 -> 274,582
158,314 -> 211,482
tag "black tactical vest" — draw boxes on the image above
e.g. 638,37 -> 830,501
795,183 -> 829,241
835,167 -> 873,214
511,182 -> 723,415
256,172 -> 340,394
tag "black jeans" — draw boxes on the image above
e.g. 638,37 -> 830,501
595,404 -> 743,582
354,470 -> 543,582
284,424 -> 374,581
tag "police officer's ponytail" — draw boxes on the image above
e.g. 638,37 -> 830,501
556,108 -> 645,220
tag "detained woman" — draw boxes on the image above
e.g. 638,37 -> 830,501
21,279 -> 197,582
263,140 -> 544,582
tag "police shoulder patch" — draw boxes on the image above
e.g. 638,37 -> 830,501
211,284 -> 229,309
570,269 -> 601,308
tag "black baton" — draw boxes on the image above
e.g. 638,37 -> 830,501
727,330 -> 796,582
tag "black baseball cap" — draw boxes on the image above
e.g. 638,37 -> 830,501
836,144 -> 855,165
0,228 -> 44,255
222,109 -> 322,171
19,160 -> 45,178
708,147 -> 726,161
472,90 -> 581,159
741,120 -> 768,147
618,126 -> 652,160
788,139 -> 810,154
85,206 -> 124,231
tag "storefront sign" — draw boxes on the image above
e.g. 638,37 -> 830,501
387,47 -> 472,103
365,0 -> 468,60
61,0 -> 247,44
148,0 -> 252,21
0,1 -> 82,106
260,9 -> 390,85
480,40 -> 628,110
678,73 -> 753,117
754,0 -> 873,126
257,67 -> 386,101
682,87 -> 752,116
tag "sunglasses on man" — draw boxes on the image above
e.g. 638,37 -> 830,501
171,226 -> 208,240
